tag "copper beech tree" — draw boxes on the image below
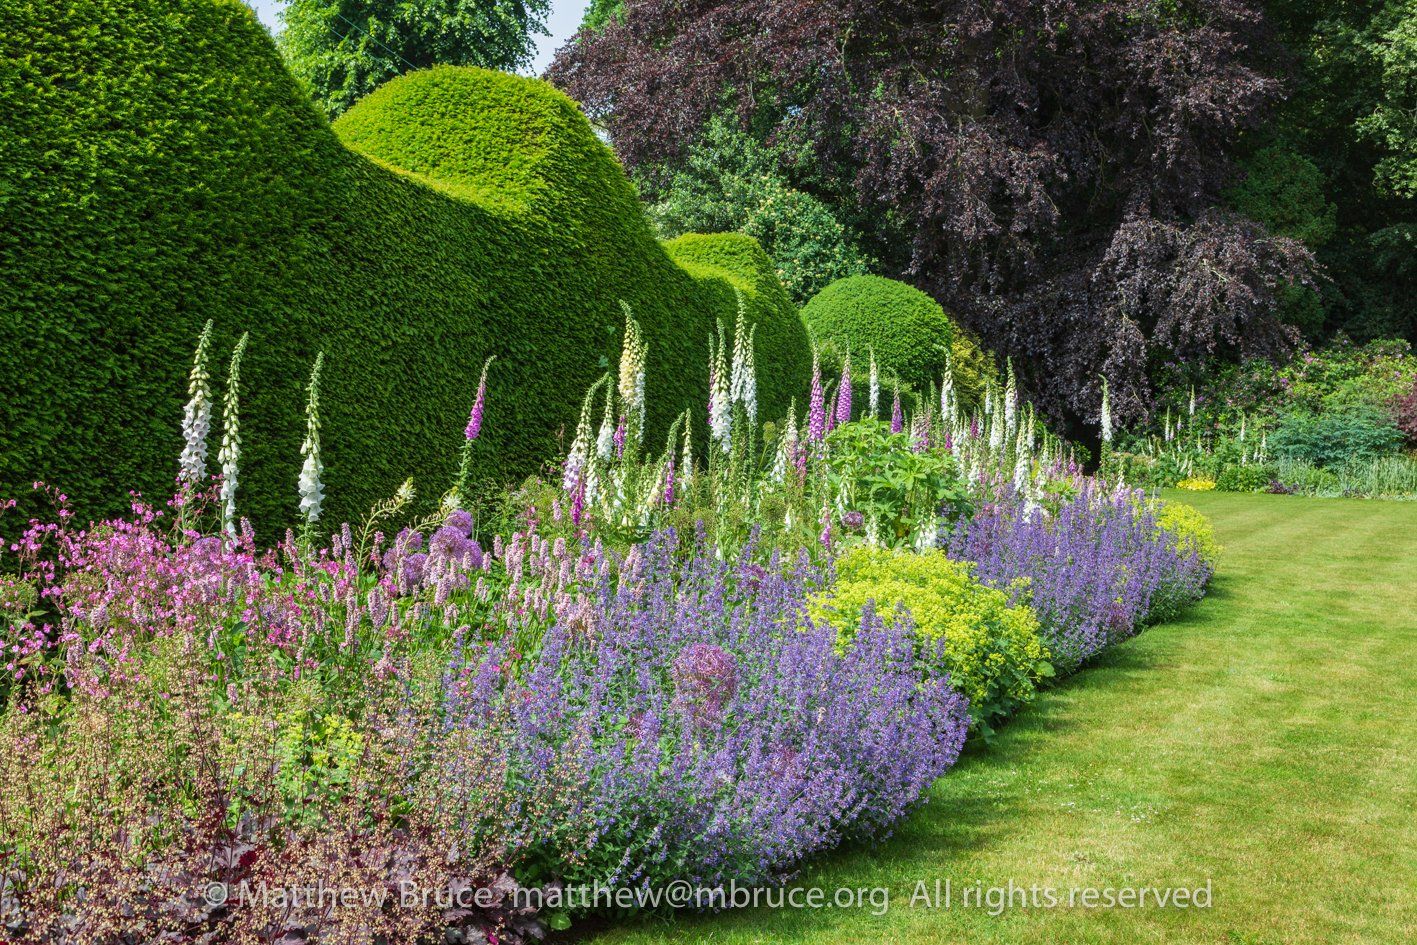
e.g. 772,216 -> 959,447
549,0 -> 1316,435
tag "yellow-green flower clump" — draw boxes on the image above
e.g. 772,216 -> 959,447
811,547 -> 1051,726
1151,499 -> 1222,569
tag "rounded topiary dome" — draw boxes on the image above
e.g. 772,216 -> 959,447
801,275 -> 991,401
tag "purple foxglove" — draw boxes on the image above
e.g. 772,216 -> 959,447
465,355 -> 494,441
835,352 -> 852,426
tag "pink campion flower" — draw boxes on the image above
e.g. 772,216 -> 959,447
464,356 -> 494,441
891,389 -> 903,434
807,349 -> 826,442
835,353 -> 852,426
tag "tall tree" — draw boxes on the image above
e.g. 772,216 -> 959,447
1256,0 -> 1417,343
280,0 -> 550,119
550,0 -> 1314,434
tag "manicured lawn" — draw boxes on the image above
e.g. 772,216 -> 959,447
577,492 -> 1417,944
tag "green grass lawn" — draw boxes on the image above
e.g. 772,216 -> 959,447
575,492 -> 1417,944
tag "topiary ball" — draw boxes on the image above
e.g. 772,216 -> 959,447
800,275 -> 991,404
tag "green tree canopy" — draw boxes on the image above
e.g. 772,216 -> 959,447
645,116 -> 872,305
279,0 -> 550,119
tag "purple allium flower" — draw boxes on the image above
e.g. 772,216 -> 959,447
444,509 -> 474,536
842,510 -> 865,531
672,643 -> 738,727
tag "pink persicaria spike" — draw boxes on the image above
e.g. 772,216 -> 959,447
465,356 -> 494,441
891,389 -> 903,434
807,349 -> 826,442
835,353 -> 852,426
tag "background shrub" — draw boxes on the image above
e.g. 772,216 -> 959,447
1217,464 -> 1276,493
810,547 -> 1049,727
1268,405 -> 1404,466
800,275 -> 992,403
0,0 -> 809,536
644,116 -> 872,305
1391,377 -> 1417,446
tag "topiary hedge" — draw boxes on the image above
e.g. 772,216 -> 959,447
662,232 -> 811,403
800,275 -> 991,405
0,0 -> 808,536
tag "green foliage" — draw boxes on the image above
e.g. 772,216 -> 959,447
580,0 -> 624,34
0,1 -> 808,537
1272,454 -> 1417,498
822,420 -> 968,549
1228,147 -> 1336,336
1355,0 -> 1417,199
278,0 -> 550,119
1261,0 -> 1417,341
1216,464 -> 1275,494
801,275 -> 992,401
1230,147 -> 1337,248
645,117 -> 872,305
811,547 -> 1050,727
1269,405 -> 1404,467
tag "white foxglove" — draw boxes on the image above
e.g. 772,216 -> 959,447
179,320 -> 214,486
218,332 -> 248,535
298,353 -> 325,525
1100,375 -> 1113,444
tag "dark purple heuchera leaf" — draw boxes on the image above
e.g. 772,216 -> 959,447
549,0 -> 1314,434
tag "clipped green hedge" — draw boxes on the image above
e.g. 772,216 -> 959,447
800,275 -> 991,405
0,0 -> 808,535
662,232 -> 811,405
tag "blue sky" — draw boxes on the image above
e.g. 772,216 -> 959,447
241,1 -> 587,75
